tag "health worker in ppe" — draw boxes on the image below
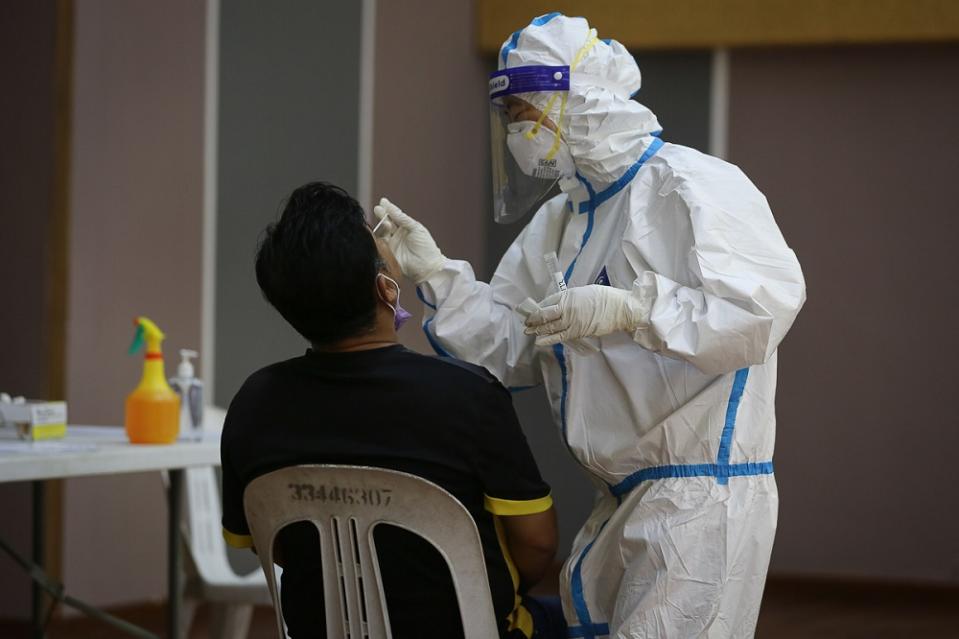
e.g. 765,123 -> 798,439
373,13 -> 806,639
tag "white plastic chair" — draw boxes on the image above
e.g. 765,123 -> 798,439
243,464 -> 500,639
180,466 -> 272,638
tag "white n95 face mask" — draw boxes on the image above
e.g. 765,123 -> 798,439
506,121 -> 575,181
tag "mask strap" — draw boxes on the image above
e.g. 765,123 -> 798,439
377,273 -> 400,313
531,30 -> 598,159
544,92 -> 568,161
526,93 -> 560,139
571,30 -> 599,72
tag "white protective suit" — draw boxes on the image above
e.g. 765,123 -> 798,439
416,14 -> 806,639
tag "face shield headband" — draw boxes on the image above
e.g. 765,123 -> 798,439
490,64 -> 571,160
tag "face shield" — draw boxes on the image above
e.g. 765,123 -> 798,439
489,65 -> 571,224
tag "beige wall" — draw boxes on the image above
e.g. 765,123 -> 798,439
63,0 -> 205,605
373,0 -> 491,352
728,44 -> 959,583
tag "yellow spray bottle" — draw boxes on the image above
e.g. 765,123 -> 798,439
125,316 -> 180,444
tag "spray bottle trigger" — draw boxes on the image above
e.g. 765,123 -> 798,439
128,324 -> 145,355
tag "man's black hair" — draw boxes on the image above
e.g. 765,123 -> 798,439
255,182 -> 383,345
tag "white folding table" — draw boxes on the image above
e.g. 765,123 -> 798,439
0,425 -> 221,639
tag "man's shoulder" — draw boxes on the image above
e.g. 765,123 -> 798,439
238,357 -> 300,390
430,356 -> 502,386
398,349 -> 508,398
225,357 -> 307,420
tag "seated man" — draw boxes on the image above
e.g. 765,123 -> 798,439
220,182 -> 563,639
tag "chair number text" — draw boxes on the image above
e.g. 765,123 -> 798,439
287,483 -> 393,506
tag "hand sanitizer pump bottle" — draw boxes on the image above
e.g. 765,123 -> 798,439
170,349 -> 204,442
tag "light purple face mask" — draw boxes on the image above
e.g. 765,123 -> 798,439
378,274 -> 412,331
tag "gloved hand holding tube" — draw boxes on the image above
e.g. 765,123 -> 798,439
524,284 -> 650,348
371,198 -> 447,284
518,253 -> 603,355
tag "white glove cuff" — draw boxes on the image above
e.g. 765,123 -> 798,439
625,272 -> 656,330
411,255 -> 449,285
628,272 -> 665,351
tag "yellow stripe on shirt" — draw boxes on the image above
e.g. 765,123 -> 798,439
493,516 -> 535,638
484,493 -> 553,516
222,527 -> 254,549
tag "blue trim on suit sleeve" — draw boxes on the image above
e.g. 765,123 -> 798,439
415,286 -> 437,310
422,316 -> 451,357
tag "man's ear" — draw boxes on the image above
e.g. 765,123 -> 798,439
375,274 -> 398,305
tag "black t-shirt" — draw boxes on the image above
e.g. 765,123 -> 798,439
221,345 -> 552,639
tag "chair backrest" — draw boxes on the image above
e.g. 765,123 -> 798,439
243,464 -> 500,639
183,465 -> 243,583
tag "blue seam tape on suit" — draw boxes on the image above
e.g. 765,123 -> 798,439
552,344 -> 570,439
569,518 -> 612,636
574,172 -> 597,215
568,460 -> 773,637
610,461 -> 774,498
716,368 -> 750,484
573,366 -> 760,632
567,622 -> 610,638
564,209 -> 595,283
578,137 -> 665,214
570,540 -> 597,630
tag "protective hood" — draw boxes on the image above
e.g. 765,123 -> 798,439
497,13 -> 662,188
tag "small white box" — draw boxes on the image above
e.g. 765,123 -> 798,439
0,400 -> 68,441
